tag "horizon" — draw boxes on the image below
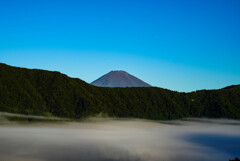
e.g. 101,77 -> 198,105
1,62 -> 238,92
0,0 -> 240,92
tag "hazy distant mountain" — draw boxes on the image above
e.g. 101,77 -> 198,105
91,70 -> 151,87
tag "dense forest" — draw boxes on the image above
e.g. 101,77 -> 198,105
0,63 -> 240,120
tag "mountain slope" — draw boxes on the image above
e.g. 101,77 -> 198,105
91,70 -> 151,87
0,63 -> 240,120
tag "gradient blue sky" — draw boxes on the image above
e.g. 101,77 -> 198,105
0,0 -> 240,92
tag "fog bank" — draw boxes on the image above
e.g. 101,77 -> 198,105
0,118 -> 240,161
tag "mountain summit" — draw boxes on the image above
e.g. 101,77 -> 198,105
91,70 -> 151,87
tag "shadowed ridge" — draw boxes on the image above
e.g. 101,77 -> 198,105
0,62 -> 240,120
222,85 -> 240,90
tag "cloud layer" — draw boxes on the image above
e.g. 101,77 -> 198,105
0,118 -> 240,161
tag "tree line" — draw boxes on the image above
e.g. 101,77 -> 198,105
0,63 -> 239,120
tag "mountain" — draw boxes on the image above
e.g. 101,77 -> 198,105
0,63 -> 240,120
91,70 -> 151,87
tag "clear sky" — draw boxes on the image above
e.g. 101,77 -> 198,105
0,0 -> 240,92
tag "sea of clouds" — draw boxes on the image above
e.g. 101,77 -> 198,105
0,117 -> 240,161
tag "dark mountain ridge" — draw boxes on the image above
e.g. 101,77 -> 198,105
0,63 -> 240,120
91,70 -> 151,87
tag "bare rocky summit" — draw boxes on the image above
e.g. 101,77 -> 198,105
91,70 -> 151,87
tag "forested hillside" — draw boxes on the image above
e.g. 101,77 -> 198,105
0,63 -> 239,120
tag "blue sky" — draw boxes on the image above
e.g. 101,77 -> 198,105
0,0 -> 240,92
